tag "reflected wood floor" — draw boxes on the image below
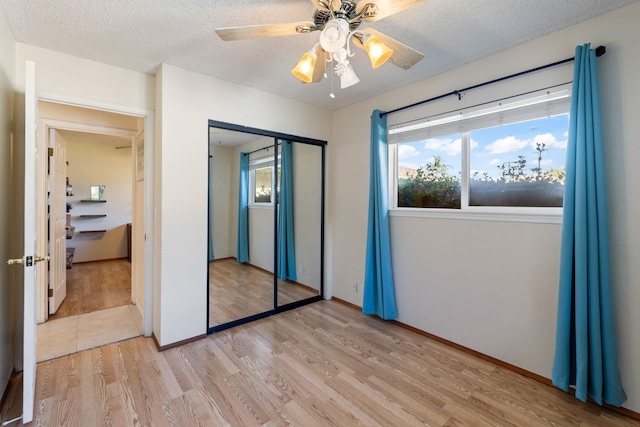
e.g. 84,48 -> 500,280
2,300 -> 638,426
209,258 -> 318,328
48,259 -> 132,321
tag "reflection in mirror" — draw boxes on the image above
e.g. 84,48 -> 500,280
277,141 -> 322,306
208,131 -> 275,328
208,121 -> 325,333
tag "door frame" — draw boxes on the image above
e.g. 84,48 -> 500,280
36,94 -> 155,336
38,119 -> 139,323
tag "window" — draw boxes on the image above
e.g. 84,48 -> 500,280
249,155 -> 280,205
389,87 -> 570,215
253,166 -> 273,203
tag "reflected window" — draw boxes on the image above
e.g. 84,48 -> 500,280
254,166 -> 272,203
249,156 -> 280,205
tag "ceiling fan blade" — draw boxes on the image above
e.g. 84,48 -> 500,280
356,0 -> 425,22
310,0 -> 326,10
355,28 -> 424,70
311,45 -> 329,83
216,22 -> 316,41
309,0 -> 340,11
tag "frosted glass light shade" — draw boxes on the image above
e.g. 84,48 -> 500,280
365,36 -> 393,68
291,51 -> 317,83
340,64 -> 360,89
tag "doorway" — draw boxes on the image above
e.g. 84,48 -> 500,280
36,101 -> 147,361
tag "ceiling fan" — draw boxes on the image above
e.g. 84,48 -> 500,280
215,0 -> 425,94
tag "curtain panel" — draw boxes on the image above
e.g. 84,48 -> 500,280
278,140 -> 297,280
552,43 -> 626,407
237,153 -> 250,263
363,109 -> 398,320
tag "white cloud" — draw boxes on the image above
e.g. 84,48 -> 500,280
530,133 -> 567,149
424,137 -> 462,156
489,158 -> 502,165
484,136 -> 528,154
398,144 -> 420,160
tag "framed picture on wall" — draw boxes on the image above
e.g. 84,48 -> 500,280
136,138 -> 144,181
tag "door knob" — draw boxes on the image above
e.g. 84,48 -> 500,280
7,255 -> 49,265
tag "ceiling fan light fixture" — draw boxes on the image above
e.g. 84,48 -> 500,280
364,35 -> 393,68
319,18 -> 349,53
291,49 -> 318,83
339,63 -> 360,89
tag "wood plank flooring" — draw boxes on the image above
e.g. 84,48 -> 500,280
48,259 -> 132,321
209,259 -> 318,328
2,300 -> 638,426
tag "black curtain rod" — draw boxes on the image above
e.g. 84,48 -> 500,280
244,142 -> 282,156
381,45 -> 606,118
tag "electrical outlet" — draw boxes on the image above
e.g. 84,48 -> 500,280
352,282 -> 358,293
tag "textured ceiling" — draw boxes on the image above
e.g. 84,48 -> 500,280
1,0 -> 638,110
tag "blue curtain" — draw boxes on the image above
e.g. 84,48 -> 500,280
363,110 -> 398,320
552,44 -> 626,407
278,141 -> 297,280
237,153 -> 250,263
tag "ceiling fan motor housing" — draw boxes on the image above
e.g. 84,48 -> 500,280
313,1 -> 362,32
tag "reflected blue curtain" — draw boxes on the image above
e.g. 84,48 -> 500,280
552,44 -> 626,407
208,156 -> 215,261
363,109 -> 398,320
278,140 -> 297,280
237,153 -> 250,263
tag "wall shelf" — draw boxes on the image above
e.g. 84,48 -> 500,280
78,214 -> 107,218
80,199 -> 107,203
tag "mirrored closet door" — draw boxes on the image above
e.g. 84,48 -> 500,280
207,121 -> 325,333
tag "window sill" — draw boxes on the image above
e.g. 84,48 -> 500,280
389,207 -> 562,224
248,204 -> 275,210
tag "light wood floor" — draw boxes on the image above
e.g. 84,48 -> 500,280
49,259 -> 132,321
209,258 -> 318,328
2,300 -> 638,426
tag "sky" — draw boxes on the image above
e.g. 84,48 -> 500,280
397,114 -> 569,180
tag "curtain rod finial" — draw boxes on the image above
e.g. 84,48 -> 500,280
595,45 -> 606,57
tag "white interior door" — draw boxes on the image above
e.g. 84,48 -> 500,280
49,129 -> 67,313
22,59 -> 38,424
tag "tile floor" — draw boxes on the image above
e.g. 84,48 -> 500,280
36,304 -> 143,362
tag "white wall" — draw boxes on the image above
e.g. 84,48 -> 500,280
209,144 -> 234,259
0,6 -> 16,397
329,2 -> 640,412
155,63 -> 331,346
15,44 -> 154,109
66,137 -> 132,262
292,142 -> 323,290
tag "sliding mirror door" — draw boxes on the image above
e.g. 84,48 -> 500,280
276,141 -> 323,307
208,130 -> 276,329
208,121 -> 325,333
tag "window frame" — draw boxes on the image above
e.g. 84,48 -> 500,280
388,88 -> 571,224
